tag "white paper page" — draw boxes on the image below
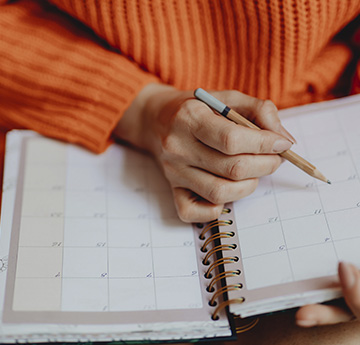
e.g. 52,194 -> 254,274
223,95 -> 360,315
0,131 -> 231,342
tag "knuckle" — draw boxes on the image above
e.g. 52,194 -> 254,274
161,159 -> 175,179
208,205 -> 224,221
220,128 -> 238,154
257,99 -> 278,114
182,99 -> 198,115
207,182 -> 227,204
241,179 -> 259,198
257,134 -> 269,153
222,90 -> 241,105
161,134 -> 180,156
229,160 -> 248,180
269,157 -> 282,174
177,204 -> 193,223
184,99 -> 211,130
187,99 -> 209,117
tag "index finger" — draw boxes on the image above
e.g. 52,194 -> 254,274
190,101 -> 292,155
210,90 -> 296,143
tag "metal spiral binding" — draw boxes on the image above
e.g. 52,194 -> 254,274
209,284 -> 243,306
199,219 -> 232,240
202,244 -> 237,265
234,316 -> 260,334
204,256 -> 239,279
201,231 -> 235,252
207,270 -> 241,292
211,298 -> 245,320
199,207 -> 255,328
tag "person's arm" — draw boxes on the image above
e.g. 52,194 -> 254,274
0,0 -> 158,153
1,1 -> 296,224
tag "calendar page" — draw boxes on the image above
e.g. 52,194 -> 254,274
0,131 -> 231,342
216,95 -> 360,316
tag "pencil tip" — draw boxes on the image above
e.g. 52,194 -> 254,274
327,180 -> 331,185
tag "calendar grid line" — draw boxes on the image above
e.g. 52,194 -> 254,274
145,159 -> 158,311
270,166 -> 295,283
15,245 -> 197,249
241,240 -> 352,261
302,112 -> 339,263
105,153 -> 110,311
14,275 -> 201,280
59,146 -> 67,311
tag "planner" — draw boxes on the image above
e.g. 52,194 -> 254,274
216,94 -> 360,318
1,94 -> 360,342
0,131 -> 233,343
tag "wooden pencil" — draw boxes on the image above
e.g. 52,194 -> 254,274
194,88 -> 330,184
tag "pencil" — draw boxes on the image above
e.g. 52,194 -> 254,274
194,88 -> 330,184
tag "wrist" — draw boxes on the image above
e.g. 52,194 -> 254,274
113,83 -> 189,154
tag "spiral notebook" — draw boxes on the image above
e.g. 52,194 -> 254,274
1,94 -> 360,342
0,130 -> 235,343
215,94 -> 360,317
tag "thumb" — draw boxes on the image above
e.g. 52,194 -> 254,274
338,261 -> 360,320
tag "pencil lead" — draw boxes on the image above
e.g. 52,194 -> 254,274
327,180 -> 331,185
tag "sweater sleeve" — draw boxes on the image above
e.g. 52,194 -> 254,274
0,0 -> 159,153
350,26 -> 360,95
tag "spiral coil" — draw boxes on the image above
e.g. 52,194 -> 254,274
202,244 -> 237,266
199,219 -> 232,240
204,256 -> 239,279
198,210 -> 254,328
209,284 -> 243,306
201,231 -> 235,252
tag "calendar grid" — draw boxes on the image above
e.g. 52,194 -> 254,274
6,139 -> 204,321
234,99 -> 360,290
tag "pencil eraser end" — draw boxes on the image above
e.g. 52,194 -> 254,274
193,88 -> 227,114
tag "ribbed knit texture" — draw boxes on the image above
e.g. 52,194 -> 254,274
49,0 -> 360,106
1,0 -> 360,148
0,0 -> 159,153
0,0 -> 360,197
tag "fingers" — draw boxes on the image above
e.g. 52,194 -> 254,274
296,304 -> 353,327
339,262 -> 360,320
189,140 -> 282,180
153,89 -> 296,223
296,262 -> 360,328
209,90 -> 296,143
166,164 -> 258,206
190,102 -> 293,155
172,188 -> 224,223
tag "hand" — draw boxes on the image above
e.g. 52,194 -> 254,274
296,262 -> 360,327
114,83 -> 294,222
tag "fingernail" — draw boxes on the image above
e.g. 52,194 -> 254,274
296,319 -> 317,327
278,125 -> 297,144
272,139 -> 292,153
339,261 -> 356,289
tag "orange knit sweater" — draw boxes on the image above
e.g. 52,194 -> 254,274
0,0 -> 360,195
